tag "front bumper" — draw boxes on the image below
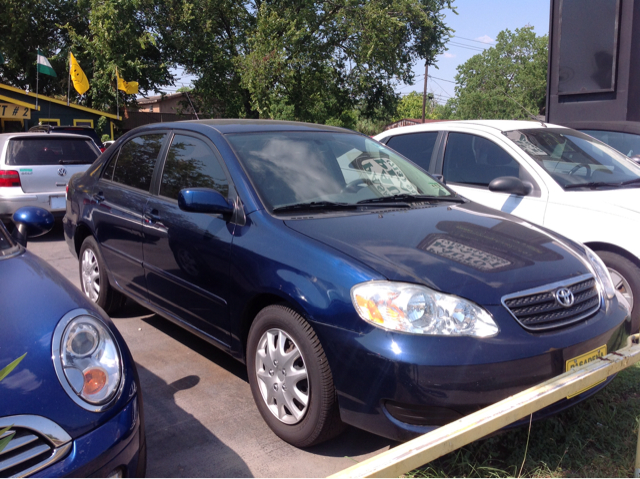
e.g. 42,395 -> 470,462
316,298 -> 630,441
34,395 -> 145,478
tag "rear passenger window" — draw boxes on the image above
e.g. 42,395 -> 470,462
443,133 -> 521,186
386,132 -> 438,171
160,134 -> 229,200
110,134 -> 166,191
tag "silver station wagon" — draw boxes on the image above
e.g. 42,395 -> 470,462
0,133 -> 100,222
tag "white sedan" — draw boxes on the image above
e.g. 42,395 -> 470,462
375,120 -> 640,332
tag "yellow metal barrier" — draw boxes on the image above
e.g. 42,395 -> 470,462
330,334 -> 640,479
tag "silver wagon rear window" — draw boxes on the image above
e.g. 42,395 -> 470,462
6,137 -> 99,166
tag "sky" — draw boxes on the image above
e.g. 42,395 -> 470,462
402,0 -> 551,103
164,0 -> 551,102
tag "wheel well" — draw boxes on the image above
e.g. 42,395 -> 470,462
74,223 -> 93,256
584,242 -> 640,268
239,293 -> 305,358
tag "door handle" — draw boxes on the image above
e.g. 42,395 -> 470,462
93,192 -> 105,203
143,208 -> 161,223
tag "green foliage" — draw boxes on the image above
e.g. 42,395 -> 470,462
101,134 -> 111,142
0,0 -> 88,95
63,0 -> 174,112
407,363 -> 640,478
97,116 -> 109,136
394,91 -> 452,121
236,0 -> 453,123
0,353 -> 26,382
0,353 -> 26,454
449,26 -> 548,120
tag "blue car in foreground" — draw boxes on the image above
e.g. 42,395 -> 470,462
0,208 -> 145,477
64,120 -> 631,446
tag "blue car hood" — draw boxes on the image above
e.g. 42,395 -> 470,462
0,250 -> 128,438
284,202 -> 591,305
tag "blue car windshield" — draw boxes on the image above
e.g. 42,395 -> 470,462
226,131 -> 452,211
0,223 -> 18,256
503,128 -> 640,189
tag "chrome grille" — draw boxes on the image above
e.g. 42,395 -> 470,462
0,416 -> 71,478
502,274 -> 601,331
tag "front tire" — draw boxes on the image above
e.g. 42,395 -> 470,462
79,236 -> 126,314
596,250 -> 640,333
247,305 -> 344,447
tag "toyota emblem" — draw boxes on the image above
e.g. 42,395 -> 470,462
57,167 -> 67,177
555,288 -> 575,307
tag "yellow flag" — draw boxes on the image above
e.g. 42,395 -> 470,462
69,52 -> 90,95
116,67 -> 139,95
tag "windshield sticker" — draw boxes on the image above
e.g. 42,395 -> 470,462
353,156 -> 419,196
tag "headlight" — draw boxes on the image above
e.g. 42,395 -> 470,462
351,281 -> 499,337
584,247 -> 616,300
52,309 -> 123,411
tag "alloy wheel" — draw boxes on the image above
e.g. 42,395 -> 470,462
255,328 -> 309,425
81,248 -> 100,302
609,267 -> 633,306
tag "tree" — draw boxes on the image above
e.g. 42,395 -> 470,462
236,0 -> 454,125
64,0 -> 175,111
449,26 -> 548,120
0,0 -> 89,96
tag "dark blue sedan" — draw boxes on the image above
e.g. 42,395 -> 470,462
64,120 -> 631,446
0,209 -> 145,476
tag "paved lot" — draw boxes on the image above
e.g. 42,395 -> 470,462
28,222 -> 395,477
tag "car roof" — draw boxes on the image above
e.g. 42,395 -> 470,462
377,119 -> 570,137
135,119 -> 354,135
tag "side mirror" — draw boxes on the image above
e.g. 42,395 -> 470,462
630,154 -> 640,165
488,176 -> 534,196
178,188 -> 234,216
11,207 -> 55,247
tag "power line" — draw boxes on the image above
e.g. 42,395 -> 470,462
448,41 -> 486,52
428,75 -> 456,84
453,35 -> 495,45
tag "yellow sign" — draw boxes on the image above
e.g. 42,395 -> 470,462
0,103 -> 31,119
565,344 -> 607,398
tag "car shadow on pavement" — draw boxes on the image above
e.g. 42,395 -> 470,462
114,302 -> 397,474
138,364 -> 254,477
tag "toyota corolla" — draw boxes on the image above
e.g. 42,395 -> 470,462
64,120 -> 630,446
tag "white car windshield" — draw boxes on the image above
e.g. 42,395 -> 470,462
503,128 -> 640,189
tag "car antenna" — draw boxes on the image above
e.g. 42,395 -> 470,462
503,93 -> 547,128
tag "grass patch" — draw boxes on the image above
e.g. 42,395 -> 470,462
406,364 -> 640,478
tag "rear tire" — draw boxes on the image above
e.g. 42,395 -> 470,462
596,250 -> 640,333
247,305 -> 344,447
79,236 -> 126,314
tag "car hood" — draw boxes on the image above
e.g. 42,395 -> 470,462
556,188 -> 640,217
285,202 -> 592,305
0,250 -> 130,438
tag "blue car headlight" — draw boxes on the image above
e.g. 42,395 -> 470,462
351,281 -> 499,337
52,309 -> 123,412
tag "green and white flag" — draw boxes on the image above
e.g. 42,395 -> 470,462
36,50 -> 56,77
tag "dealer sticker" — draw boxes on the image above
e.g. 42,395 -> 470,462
565,345 -> 607,398
19,169 -> 32,175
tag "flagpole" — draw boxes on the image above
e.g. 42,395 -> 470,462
35,48 -> 39,111
67,51 -> 71,106
115,68 -> 119,120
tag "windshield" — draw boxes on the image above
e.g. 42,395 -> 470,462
503,128 -> 640,189
226,131 -> 452,211
581,129 -> 640,158
0,222 -> 18,257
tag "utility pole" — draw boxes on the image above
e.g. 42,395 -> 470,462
422,62 -> 429,123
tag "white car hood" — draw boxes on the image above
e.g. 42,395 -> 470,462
554,188 -> 640,218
